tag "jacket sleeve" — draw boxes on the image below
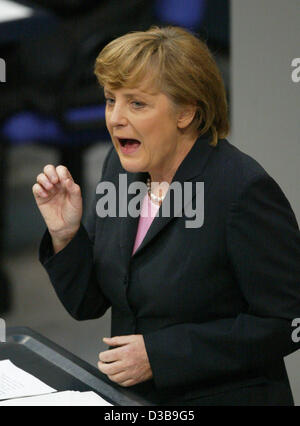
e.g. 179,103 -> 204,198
143,173 -> 300,389
39,147 -> 114,320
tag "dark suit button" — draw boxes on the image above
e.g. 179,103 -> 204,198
123,275 -> 128,286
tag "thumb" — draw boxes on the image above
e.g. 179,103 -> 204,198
65,178 -> 81,196
65,179 -> 82,209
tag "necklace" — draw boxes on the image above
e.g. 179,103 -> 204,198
146,177 -> 163,204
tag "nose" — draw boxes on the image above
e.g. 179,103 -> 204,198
107,101 -> 128,128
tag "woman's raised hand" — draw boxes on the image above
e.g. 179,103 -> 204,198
32,165 -> 83,253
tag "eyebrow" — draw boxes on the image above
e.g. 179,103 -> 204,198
104,89 -> 153,99
104,89 -> 114,96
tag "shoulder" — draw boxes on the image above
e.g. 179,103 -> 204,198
207,138 -> 274,200
201,138 -> 298,222
210,139 -> 298,227
212,138 -> 269,184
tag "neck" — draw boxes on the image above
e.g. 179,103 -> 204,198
148,133 -> 198,200
149,133 -> 198,185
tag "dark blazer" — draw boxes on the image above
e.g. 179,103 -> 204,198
40,134 -> 300,405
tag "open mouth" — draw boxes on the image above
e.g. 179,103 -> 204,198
117,138 -> 141,154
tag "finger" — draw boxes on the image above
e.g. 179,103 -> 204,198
99,347 -> 123,363
103,335 -> 134,346
36,173 -> 54,191
56,165 -> 74,184
32,183 -> 49,199
43,164 -> 59,184
97,360 -> 125,376
119,379 -> 135,388
65,178 -> 81,195
107,370 -> 131,385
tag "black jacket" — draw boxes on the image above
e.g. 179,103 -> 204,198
40,134 -> 300,405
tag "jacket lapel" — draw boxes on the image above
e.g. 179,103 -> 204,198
119,133 -> 215,265
119,171 -> 148,267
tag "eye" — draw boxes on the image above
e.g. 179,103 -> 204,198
105,97 -> 115,106
131,101 -> 145,109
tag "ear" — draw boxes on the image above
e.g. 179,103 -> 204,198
177,105 -> 197,130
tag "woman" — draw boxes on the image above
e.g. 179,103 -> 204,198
32,26 -> 300,405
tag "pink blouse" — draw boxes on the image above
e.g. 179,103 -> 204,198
132,193 -> 160,255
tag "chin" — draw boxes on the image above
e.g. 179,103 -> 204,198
118,156 -> 146,174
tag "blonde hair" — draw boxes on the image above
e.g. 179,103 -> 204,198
94,26 -> 229,146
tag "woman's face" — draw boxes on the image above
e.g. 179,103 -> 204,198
104,83 -> 189,181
